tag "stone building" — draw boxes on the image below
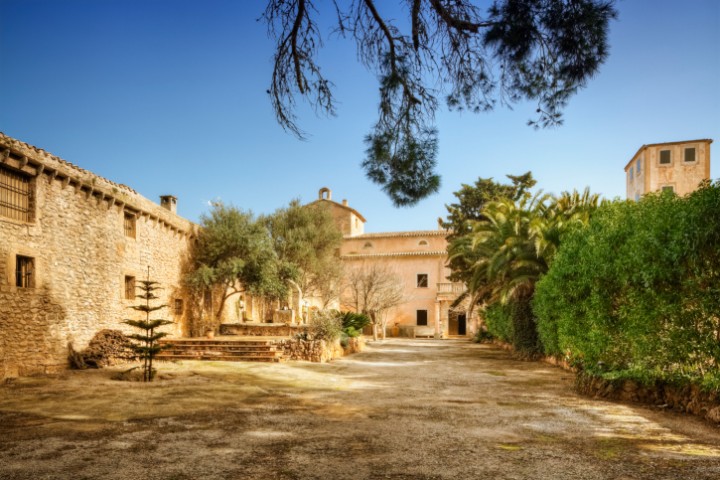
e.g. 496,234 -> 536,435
625,139 -> 712,200
0,133 -> 196,378
313,188 -> 471,338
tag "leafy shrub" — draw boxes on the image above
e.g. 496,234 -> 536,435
308,310 -> 343,342
340,312 -> 371,333
534,181 -> 720,391
484,303 -> 513,343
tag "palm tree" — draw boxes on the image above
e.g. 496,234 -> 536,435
456,188 -> 600,354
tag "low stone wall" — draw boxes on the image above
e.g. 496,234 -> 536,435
490,339 -> 720,424
277,336 -> 365,363
219,323 -> 305,337
576,372 -> 720,424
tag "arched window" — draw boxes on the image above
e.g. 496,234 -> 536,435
363,242 -> 373,249
418,240 -> 429,247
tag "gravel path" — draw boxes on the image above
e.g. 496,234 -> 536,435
1,339 -> 719,479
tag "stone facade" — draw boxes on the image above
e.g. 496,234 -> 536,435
0,133 -> 196,378
625,139 -> 712,200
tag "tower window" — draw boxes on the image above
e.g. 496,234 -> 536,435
659,150 -> 672,165
684,147 -> 696,163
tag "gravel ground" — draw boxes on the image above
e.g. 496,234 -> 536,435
1,339 -> 719,480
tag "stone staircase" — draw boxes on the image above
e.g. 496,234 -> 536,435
156,338 -> 284,363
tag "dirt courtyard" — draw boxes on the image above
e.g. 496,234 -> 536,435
1,339 -> 719,480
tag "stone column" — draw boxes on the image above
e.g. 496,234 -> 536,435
434,300 -> 441,339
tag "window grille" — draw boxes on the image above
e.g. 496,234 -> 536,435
417,274 -> 429,288
0,165 -> 33,222
124,212 -> 136,238
16,256 -> 35,288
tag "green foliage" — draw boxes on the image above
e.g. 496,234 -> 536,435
363,127 -> 441,207
263,199 -> 343,304
340,311 -> 371,334
509,295 -> 541,356
445,172 -> 536,240
122,274 -> 173,382
483,303 -> 513,343
187,202 -> 285,320
534,181 -> 720,392
308,310 -> 343,342
451,186 -> 600,355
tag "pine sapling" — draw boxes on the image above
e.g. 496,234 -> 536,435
123,268 -> 173,382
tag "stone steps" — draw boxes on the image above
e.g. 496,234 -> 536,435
156,338 -> 284,363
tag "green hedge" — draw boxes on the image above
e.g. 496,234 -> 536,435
533,181 -> 720,391
484,302 -> 513,343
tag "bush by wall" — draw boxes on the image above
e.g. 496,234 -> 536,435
534,181 -> 720,392
484,302 -> 513,343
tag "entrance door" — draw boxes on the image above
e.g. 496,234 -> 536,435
458,314 -> 467,336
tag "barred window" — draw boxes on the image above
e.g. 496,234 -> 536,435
174,298 -> 184,315
16,255 -> 35,288
0,165 -> 34,222
125,275 -> 136,300
124,212 -> 136,238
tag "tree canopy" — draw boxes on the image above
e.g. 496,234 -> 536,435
263,199 -> 344,306
187,203 -> 284,320
263,0 -> 617,206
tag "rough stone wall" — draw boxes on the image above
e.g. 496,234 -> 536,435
0,134 -> 194,378
277,336 -> 365,362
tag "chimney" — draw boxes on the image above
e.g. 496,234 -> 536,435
342,199 -> 348,206
160,195 -> 177,214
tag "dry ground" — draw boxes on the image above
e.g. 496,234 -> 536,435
1,339 -> 719,480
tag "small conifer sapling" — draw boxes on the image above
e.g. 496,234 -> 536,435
123,267 -> 173,382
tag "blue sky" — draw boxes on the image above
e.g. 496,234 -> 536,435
1,0 -> 718,232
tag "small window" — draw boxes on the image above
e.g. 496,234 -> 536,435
417,310 -> 428,326
684,147 -> 696,163
174,298 -> 184,315
16,255 -> 35,288
418,240 -> 429,246
629,168 -> 633,181
659,150 -> 672,165
1,164 -> 34,222
634,193 -> 640,202
661,186 -> 674,193
124,212 -> 136,238
124,275 -> 136,300
363,241 -> 373,249
636,159 -> 641,174
417,273 -> 428,288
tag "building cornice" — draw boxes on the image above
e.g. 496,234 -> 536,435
341,250 -> 447,259
624,139 -> 713,171
0,132 -> 197,236
345,230 -> 448,239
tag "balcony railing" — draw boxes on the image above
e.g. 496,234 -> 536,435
436,282 -> 465,294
